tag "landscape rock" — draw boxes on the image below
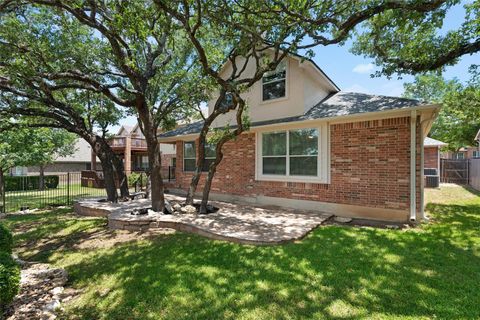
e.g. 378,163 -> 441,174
180,205 -> 197,214
172,203 -> 182,211
5,263 -> 74,320
334,216 -> 353,223
164,200 -> 174,214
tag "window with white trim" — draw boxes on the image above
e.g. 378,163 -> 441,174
473,150 -> 480,158
454,152 -> 465,160
258,126 -> 329,182
262,61 -> 286,101
183,141 -> 196,171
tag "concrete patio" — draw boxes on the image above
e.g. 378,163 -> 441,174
75,195 -> 332,245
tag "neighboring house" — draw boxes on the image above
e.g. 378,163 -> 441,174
159,52 -> 440,222
10,139 -> 97,176
442,147 -> 480,160
424,137 -> 447,171
91,123 -> 176,174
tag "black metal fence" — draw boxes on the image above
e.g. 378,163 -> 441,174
1,172 -> 106,213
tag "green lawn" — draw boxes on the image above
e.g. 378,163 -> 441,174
3,184 -> 106,213
2,185 -> 480,319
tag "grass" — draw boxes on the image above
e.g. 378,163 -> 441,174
2,185 -> 480,319
3,184 -> 106,213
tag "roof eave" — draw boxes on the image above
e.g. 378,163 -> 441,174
158,103 -> 440,142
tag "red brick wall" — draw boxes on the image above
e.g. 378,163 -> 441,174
424,146 -> 438,170
170,116 -> 420,214
161,153 -> 175,167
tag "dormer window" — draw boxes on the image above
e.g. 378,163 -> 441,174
262,61 -> 286,101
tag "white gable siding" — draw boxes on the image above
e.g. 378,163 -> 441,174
209,55 -> 333,128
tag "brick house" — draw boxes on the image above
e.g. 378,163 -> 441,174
423,137 -> 447,171
159,53 -> 440,222
90,123 -> 176,175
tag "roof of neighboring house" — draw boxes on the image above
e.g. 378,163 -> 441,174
424,137 -> 447,147
159,91 -> 426,138
117,124 -> 134,136
475,128 -> 480,141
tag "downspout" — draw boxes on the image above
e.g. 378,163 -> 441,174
410,110 -> 417,221
419,110 -> 439,221
419,122 -> 425,221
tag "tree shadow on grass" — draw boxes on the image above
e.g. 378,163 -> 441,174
58,221 -> 480,320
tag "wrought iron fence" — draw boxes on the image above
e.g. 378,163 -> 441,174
1,167 -> 176,213
1,172 -> 106,213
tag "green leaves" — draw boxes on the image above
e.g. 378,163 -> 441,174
403,72 -> 480,151
0,120 -> 77,171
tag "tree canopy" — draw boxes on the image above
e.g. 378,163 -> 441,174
403,70 -> 480,150
351,0 -> 479,76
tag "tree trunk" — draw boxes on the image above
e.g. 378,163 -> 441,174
199,152 -> 224,214
185,135 -> 206,205
147,139 -> 165,212
0,167 -> 5,213
96,151 -> 118,202
111,154 -> 129,198
136,99 -> 165,212
38,165 -> 45,191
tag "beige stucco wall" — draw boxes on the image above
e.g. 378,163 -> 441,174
209,55 -> 332,128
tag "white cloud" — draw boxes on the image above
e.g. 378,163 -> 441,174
344,84 -> 371,94
352,63 -> 374,74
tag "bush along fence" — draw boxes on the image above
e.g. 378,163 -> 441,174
1,172 -> 106,213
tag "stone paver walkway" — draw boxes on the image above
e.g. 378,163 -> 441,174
76,194 -> 332,245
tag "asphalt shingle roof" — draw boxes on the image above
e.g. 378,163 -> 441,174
159,91 -> 425,138
424,137 -> 447,147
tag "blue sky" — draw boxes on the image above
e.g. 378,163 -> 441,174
114,2 -> 477,130
310,2 -> 476,96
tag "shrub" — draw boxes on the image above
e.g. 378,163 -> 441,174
0,252 -> 20,314
0,223 -> 13,254
4,175 -> 59,192
128,172 -> 147,188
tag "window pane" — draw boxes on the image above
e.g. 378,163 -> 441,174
263,80 -> 286,101
290,156 -> 317,176
262,132 -> 286,156
263,61 -> 286,83
263,157 -> 286,175
205,143 -> 217,158
263,70 -> 286,84
184,159 -> 196,171
290,129 -> 318,156
184,141 -> 195,158
202,158 -> 216,172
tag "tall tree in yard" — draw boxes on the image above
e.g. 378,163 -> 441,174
403,71 -> 480,151
0,6 -> 131,202
0,1 -> 207,210
16,0 -> 210,211
157,0 -> 458,213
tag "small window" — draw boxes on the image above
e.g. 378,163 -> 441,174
454,153 -> 465,160
202,143 -> 217,172
262,61 -> 286,101
183,141 -> 196,171
473,151 -> 480,159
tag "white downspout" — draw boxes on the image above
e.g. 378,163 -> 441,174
410,110 -> 417,221
419,122 -> 425,220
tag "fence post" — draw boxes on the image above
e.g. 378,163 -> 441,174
67,172 -> 70,205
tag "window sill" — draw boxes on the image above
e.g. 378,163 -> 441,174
256,174 -> 329,184
260,95 -> 289,105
